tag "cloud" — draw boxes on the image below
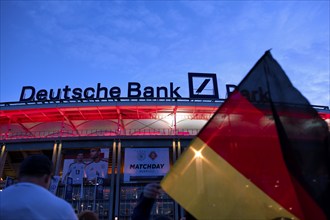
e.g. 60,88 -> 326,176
1,1 -> 329,105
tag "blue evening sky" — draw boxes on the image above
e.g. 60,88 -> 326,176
1,1 -> 329,106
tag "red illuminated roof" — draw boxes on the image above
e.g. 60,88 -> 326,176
0,99 -> 221,140
1,99 -> 329,141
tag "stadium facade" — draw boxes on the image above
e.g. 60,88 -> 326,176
1,73 -> 329,220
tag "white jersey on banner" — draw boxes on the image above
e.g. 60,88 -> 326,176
85,160 -> 108,180
66,162 -> 86,184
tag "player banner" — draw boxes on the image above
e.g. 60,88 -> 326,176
65,177 -> 73,200
4,176 -> 15,188
95,177 -> 104,200
62,147 -> 109,184
49,175 -> 60,194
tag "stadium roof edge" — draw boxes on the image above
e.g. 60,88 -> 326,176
0,98 -> 329,111
0,98 -> 225,110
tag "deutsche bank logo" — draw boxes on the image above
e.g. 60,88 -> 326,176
188,73 -> 219,99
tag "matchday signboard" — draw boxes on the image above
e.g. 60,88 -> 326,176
123,148 -> 170,183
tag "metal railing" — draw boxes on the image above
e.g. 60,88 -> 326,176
0,128 -> 200,141
0,97 -> 226,108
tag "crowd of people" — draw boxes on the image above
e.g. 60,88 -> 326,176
0,154 -> 187,220
0,154 -> 78,220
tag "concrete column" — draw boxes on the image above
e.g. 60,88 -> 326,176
0,144 -> 7,178
55,142 -> 62,175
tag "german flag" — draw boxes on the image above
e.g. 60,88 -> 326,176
161,51 -> 329,220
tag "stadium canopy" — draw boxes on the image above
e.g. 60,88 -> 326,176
0,100 -> 222,141
1,99 -> 329,141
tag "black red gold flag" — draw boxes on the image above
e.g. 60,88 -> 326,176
161,51 -> 329,220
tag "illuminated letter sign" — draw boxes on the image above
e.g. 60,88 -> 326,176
226,84 -> 270,103
20,86 -> 35,101
19,82 -> 182,102
18,73 -> 226,102
128,82 -> 181,98
188,73 -> 219,99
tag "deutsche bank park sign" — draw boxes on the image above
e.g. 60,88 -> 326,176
19,73 -> 241,102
